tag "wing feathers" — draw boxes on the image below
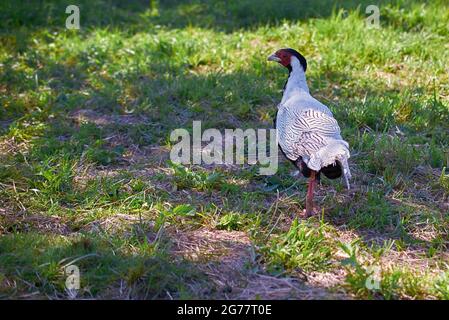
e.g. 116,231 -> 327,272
276,105 -> 351,186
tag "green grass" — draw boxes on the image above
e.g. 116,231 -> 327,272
260,218 -> 334,273
1,0 -> 448,299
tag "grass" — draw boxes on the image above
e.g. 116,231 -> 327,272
0,232 -> 209,299
0,0 -> 448,299
260,218 -> 334,273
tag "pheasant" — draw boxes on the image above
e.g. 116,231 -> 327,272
268,48 -> 351,217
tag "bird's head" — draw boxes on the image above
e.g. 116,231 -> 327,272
267,48 -> 307,72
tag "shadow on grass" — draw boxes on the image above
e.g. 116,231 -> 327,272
0,229 -> 217,299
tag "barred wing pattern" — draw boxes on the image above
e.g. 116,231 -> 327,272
276,106 -> 352,188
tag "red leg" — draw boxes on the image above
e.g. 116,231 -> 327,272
305,171 -> 317,217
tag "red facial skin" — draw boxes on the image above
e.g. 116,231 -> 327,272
275,50 -> 292,67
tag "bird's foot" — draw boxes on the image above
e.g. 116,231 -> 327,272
300,207 -> 320,218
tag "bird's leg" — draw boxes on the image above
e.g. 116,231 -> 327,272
304,170 -> 318,217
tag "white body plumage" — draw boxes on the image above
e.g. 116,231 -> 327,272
276,56 -> 352,188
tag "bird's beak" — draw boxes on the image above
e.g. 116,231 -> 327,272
267,53 -> 281,62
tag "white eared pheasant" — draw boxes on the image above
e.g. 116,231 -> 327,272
268,48 -> 351,217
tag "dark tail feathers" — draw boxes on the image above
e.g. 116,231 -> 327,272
295,157 -> 342,180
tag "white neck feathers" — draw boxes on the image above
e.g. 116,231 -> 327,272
281,56 -> 309,105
